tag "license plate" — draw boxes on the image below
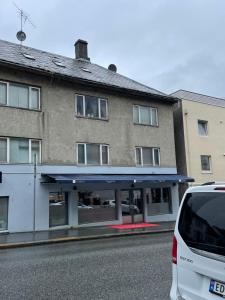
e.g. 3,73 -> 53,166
209,279 -> 225,298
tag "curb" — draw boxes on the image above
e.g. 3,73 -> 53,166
0,228 -> 174,250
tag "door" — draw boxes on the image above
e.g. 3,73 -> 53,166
121,189 -> 144,224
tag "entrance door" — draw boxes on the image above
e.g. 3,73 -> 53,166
121,189 -> 144,224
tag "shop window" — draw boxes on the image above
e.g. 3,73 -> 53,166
49,192 -> 68,227
0,197 -> 8,231
78,190 -> 117,224
146,187 -> 172,216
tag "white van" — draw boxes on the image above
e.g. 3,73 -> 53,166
170,183 -> 225,300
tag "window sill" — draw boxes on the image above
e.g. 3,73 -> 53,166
133,122 -> 158,128
75,115 -> 109,122
198,135 -> 208,137
201,171 -> 213,174
77,164 -> 110,167
135,165 -> 160,168
0,104 -> 41,112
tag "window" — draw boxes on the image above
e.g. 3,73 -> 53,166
146,187 -> 172,216
76,95 -> 108,120
77,143 -> 109,165
198,120 -> 208,136
78,190 -> 117,224
0,197 -> 8,231
49,192 -> 68,227
133,105 -> 158,126
201,155 -> 211,172
135,147 -> 160,166
178,192 -> 225,257
0,81 -> 40,110
0,137 -> 41,164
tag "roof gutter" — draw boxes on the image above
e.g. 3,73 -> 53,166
0,59 -> 177,104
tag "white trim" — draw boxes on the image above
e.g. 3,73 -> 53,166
6,138 -> 9,163
0,80 -> 40,110
29,87 -> 41,110
28,139 -> 32,163
100,144 -> 103,165
0,81 -> 8,105
76,143 -> 109,166
0,137 -> 41,164
133,105 -> 158,126
135,146 -> 160,167
75,94 -> 108,120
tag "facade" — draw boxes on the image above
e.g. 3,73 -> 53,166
0,39 -> 190,233
173,89 -> 225,191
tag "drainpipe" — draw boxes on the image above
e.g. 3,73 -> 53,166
33,154 -> 37,232
184,109 -> 192,181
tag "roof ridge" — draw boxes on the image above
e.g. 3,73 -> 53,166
171,89 -> 225,101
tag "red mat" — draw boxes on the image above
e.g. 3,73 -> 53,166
109,223 -> 160,229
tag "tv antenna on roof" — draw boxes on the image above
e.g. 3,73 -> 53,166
13,2 -> 36,44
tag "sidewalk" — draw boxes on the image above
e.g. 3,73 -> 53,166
0,221 -> 175,249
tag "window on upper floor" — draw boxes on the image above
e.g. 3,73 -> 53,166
135,147 -> 160,167
0,81 -> 40,110
75,94 -> 108,120
0,137 -> 41,164
198,120 -> 208,136
133,105 -> 158,126
200,155 -> 211,172
77,143 -> 109,165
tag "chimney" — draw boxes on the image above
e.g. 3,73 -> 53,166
75,39 -> 90,61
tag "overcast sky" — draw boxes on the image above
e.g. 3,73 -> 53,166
1,0 -> 225,97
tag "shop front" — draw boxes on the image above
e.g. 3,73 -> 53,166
44,173 -> 193,227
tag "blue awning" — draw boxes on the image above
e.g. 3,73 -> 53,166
43,174 -> 194,184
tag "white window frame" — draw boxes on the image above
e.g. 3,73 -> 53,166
133,105 -> 158,126
198,120 -> 208,137
0,137 -> 41,164
135,147 -> 160,167
29,86 -> 41,110
0,81 -> 41,110
200,155 -> 212,173
75,94 -> 108,120
77,143 -> 109,165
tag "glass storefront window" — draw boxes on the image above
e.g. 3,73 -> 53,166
0,197 -> 8,231
78,190 -> 117,224
49,192 -> 68,227
146,187 -> 172,216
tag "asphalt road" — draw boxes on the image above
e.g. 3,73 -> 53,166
0,232 -> 173,300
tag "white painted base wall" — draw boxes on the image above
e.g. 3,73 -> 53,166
0,165 -> 179,233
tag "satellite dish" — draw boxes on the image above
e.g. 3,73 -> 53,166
16,30 -> 26,42
108,64 -> 117,72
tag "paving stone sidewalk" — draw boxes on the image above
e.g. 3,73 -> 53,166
0,221 -> 175,249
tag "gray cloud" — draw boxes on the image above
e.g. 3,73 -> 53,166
1,0 -> 225,97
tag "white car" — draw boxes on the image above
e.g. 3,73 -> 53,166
170,183 -> 225,300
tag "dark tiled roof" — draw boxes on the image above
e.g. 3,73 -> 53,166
171,89 -> 225,108
0,39 -> 170,99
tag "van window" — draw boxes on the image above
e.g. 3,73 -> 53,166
179,192 -> 225,257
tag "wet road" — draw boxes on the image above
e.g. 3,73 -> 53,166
0,232 -> 173,300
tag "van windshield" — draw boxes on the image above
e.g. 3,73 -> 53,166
179,192 -> 225,257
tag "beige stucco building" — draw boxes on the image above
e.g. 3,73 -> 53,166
0,39 -> 191,233
173,89 -> 225,190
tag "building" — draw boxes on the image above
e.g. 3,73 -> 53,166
0,39 -> 191,233
173,89 -> 225,192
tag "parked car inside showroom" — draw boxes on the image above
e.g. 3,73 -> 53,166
170,183 -> 225,300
